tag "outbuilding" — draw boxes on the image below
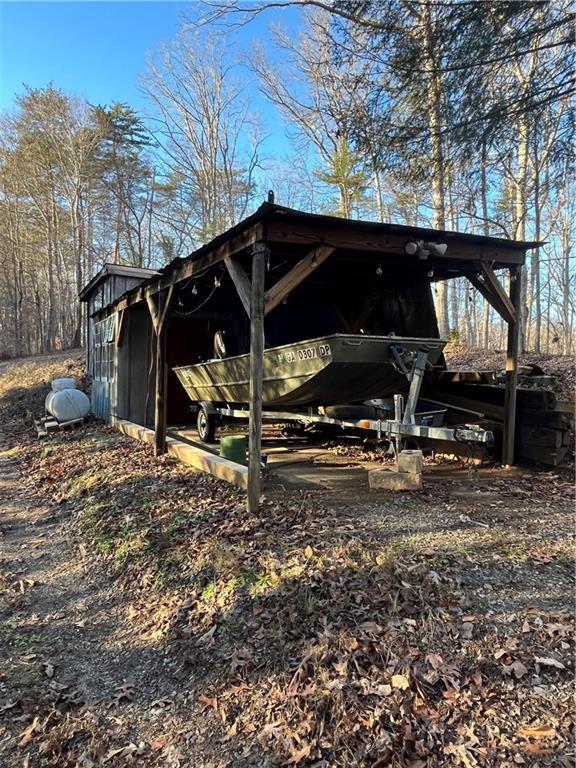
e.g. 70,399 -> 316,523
79,203 -> 534,508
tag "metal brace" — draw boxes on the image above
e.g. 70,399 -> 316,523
402,350 -> 429,424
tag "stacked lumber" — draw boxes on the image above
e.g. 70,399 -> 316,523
423,377 -> 574,467
34,414 -> 85,439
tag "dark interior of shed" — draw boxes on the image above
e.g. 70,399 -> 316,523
155,244 -> 446,423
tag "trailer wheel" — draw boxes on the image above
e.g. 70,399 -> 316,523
197,404 -> 216,443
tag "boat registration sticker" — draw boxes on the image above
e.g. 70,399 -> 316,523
278,343 -> 331,364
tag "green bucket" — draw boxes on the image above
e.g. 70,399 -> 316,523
220,435 -> 247,465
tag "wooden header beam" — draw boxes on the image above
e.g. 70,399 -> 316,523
95,217 -> 527,323
108,223 -> 264,317
266,220 -> 526,265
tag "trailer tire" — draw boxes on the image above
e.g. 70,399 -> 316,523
197,404 -> 216,443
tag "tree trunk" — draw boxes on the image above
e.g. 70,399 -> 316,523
422,1 -> 449,338
515,112 -> 529,352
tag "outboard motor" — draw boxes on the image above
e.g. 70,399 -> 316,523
213,331 -> 227,359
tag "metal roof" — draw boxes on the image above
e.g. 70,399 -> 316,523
79,263 -> 159,301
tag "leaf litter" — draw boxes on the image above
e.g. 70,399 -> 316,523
0,351 -> 574,766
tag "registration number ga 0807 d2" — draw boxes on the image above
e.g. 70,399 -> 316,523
278,343 -> 331,364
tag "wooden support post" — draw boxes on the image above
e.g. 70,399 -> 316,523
503,265 -> 522,466
114,308 -> 128,346
146,286 -> 174,457
247,242 -> 266,513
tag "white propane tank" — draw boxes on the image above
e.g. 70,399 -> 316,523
51,377 -> 76,392
45,389 -> 90,422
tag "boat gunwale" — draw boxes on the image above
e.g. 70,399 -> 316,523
172,333 -> 448,371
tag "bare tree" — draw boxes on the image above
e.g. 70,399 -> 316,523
144,30 -> 263,244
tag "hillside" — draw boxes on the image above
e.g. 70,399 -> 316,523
0,352 -> 573,768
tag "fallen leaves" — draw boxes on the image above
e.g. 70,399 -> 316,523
42,661 -> 55,678
197,693 -> 218,711
110,683 -> 134,707
518,724 -> 558,740
102,741 -> 147,762
535,655 -> 565,670
509,661 -> 528,679
3,356 -> 573,768
391,674 -> 410,690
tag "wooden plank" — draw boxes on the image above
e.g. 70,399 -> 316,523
516,443 -> 569,467
224,255 -> 252,316
431,370 -> 554,387
247,242 -> 266,514
518,425 -> 567,448
114,309 -> 128,346
429,370 -> 497,384
517,410 -> 574,429
266,220 -> 527,264
113,419 -> 248,488
427,392 -> 504,421
485,421 -> 571,466
503,265 -> 523,466
480,263 -> 516,325
488,406 -> 573,430
430,382 -> 557,410
264,245 -> 335,315
145,294 -> 159,333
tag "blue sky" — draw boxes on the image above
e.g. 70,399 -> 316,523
0,1 -> 301,115
0,0 -> 321,207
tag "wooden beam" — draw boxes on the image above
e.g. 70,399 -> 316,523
503,265 -> 522,466
114,419 -> 249,489
146,286 -> 174,457
480,263 -> 516,324
114,309 -> 128,346
247,242 -> 266,514
111,222 -> 264,315
266,220 -> 527,264
468,274 -> 514,326
264,245 -> 335,316
224,255 -> 252,316
145,293 -> 159,333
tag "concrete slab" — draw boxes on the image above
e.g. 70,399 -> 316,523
120,421 -> 517,499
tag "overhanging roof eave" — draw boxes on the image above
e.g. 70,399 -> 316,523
94,203 -> 538,317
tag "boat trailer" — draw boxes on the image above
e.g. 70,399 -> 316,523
195,347 -> 494,452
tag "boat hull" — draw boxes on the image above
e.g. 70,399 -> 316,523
173,334 -> 446,407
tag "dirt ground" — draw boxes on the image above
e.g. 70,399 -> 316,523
0,351 -> 574,767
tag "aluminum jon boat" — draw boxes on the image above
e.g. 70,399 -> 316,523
173,334 -> 446,408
